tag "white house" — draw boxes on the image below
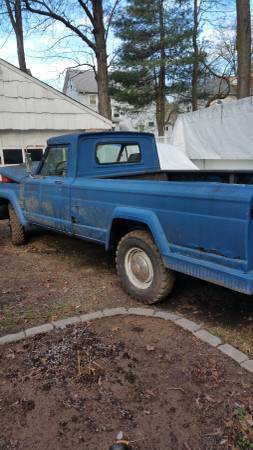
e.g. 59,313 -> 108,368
63,68 -> 173,138
0,59 -> 112,166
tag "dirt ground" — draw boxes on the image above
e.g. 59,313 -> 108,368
1,221 -> 253,358
0,315 -> 253,450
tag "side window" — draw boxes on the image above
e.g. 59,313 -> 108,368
39,146 -> 68,177
26,149 -> 43,162
96,143 -> 141,164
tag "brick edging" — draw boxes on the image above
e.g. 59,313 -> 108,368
0,307 -> 252,374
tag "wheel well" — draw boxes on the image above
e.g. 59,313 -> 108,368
0,198 -> 10,220
109,219 -> 151,249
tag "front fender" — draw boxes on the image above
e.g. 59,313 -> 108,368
107,206 -> 170,256
0,189 -> 27,227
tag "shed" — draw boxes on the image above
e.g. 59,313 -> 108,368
0,59 -> 112,166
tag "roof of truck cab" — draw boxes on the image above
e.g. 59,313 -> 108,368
47,131 -> 155,145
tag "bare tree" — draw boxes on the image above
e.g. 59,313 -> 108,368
236,0 -> 251,98
190,0 -> 236,110
215,27 -> 237,77
4,0 -> 29,73
204,62 -> 230,107
23,0 -> 119,119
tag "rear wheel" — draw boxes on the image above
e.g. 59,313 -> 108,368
116,230 -> 175,304
8,204 -> 26,246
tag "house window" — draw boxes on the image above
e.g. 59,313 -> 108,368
96,143 -> 141,164
114,112 -> 120,118
148,121 -> 155,127
26,149 -> 43,162
3,149 -> 23,165
89,95 -> 97,105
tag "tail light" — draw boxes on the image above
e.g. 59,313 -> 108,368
0,176 -> 14,183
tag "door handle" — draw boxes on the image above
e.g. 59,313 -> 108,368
55,180 -> 63,185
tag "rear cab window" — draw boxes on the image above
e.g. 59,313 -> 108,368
39,146 -> 68,177
96,143 -> 141,165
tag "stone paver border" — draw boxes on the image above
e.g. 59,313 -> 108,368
0,306 -> 252,374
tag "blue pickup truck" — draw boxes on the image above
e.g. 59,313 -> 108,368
1,131 -> 253,304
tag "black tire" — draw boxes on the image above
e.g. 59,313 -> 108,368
8,204 -> 26,246
116,230 -> 175,304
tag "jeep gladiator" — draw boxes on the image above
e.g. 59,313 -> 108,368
1,131 -> 253,303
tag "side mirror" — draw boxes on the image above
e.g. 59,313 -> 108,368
25,153 -> 33,175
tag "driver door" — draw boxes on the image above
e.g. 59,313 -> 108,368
26,145 -> 71,233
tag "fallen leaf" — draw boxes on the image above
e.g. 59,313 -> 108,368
146,345 -> 155,351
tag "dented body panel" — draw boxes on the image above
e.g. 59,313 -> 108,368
1,131 -> 253,295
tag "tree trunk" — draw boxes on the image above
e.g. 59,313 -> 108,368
93,0 -> 111,120
15,3 -> 28,74
5,0 -> 29,74
96,49 -> 111,120
191,0 -> 198,111
156,96 -> 165,136
156,0 -> 165,136
16,32 -> 27,73
236,0 -> 251,99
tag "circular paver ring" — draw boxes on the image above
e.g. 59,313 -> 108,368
0,307 -> 253,374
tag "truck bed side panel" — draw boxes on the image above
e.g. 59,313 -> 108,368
70,178 -> 252,271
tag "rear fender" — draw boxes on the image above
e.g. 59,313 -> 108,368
0,191 -> 27,226
107,206 -> 170,256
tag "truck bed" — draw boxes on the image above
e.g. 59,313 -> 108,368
109,170 -> 253,185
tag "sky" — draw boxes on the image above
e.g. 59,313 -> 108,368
0,34 -> 72,88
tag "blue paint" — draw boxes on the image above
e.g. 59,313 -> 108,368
1,131 -> 253,295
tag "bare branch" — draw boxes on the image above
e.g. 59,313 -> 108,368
203,61 -> 231,107
105,0 -> 120,41
0,28 -> 12,49
77,0 -> 94,26
24,0 -> 96,51
4,0 -> 16,30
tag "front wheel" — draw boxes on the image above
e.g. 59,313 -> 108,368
116,230 -> 175,304
8,204 -> 26,246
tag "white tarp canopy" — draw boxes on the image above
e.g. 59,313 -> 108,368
156,142 -> 198,170
171,96 -> 253,160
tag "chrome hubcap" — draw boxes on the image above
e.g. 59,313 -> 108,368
125,247 -> 154,290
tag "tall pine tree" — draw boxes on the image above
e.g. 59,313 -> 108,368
110,0 -> 193,135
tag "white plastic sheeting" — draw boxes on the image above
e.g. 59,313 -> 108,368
156,142 -> 198,170
171,97 -> 253,160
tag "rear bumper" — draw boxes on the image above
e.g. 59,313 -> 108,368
163,253 -> 253,295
